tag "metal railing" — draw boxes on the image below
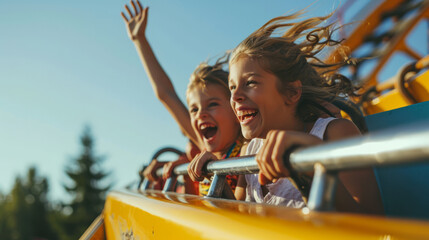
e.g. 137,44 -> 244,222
140,121 -> 429,211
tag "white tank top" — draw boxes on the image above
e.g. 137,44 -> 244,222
245,117 -> 336,207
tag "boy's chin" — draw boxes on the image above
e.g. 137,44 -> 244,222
204,144 -> 216,153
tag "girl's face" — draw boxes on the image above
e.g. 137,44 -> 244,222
229,57 -> 296,139
187,84 -> 240,154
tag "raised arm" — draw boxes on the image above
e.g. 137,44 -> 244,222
121,0 -> 202,148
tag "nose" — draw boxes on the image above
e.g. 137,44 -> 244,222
196,108 -> 208,120
231,86 -> 244,103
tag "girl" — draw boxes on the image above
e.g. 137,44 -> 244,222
121,0 -> 244,197
228,12 -> 383,213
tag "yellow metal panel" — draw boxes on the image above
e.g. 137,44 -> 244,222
408,70 -> 429,102
364,70 -> 429,115
104,190 -> 429,240
364,89 -> 409,115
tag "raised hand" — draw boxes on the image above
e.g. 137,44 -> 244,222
121,0 -> 148,41
187,151 -> 218,182
256,130 -> 322,185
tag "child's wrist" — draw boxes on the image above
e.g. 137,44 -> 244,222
132,35 -> 147,44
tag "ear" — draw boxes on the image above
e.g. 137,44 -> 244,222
283,80 -> 302,105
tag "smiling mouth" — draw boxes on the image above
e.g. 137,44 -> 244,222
237,110 -> 258,123
200,123 -> 218,141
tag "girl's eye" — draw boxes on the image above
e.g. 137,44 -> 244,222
246,80 -> 257,86
229,85 -> 236,91
208,102 -> 219,108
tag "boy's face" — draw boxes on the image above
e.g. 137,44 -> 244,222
187,84 -> 240,154
229,57 -> 295,139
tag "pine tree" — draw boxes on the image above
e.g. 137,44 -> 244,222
1,167 -> 57,240
25,168 -> 57,239
0,191 -> 13,240
8,177 -> 29,240
62,126 -> 110,239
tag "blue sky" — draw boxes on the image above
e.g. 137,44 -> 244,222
0,0 -> 425,201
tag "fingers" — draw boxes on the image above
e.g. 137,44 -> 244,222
142,6 -> 149,21
163,155 -> 189,179
136,0 -> 144,15
187,154 -> 198,181
122,0 -> 145,21
264,131 -> 280,181
256,130 -> 294,185
256,131 -> 277,182
271,131 -> 290,177
188,153 -> 205,182
137,5 -> 149,23
187,151 -> 216,182
121,12 -> 129,22
125,4 -> 133,19
131,0 -> 139,15
256,130 -> 324,186
187,154 -> 202,182
258,172 -> 271,185
194,155 -> 206,178
142,165 -> 153,181
163,162 -> 173,179
143,160 -> 160,182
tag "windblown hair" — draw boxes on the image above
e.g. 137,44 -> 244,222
230,11 -> 356,122
186,54 -> 247,145
187,55 -> 230,99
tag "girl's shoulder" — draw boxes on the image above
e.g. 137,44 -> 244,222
324,118 -> 361,141
246,138 -> 264,155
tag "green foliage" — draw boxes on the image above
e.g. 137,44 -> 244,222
0,125 -> 111,240
0,167 -> 57,240
61,126 -> 111,240
0,192 -> 13,240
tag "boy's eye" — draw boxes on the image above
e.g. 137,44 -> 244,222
189,107 -> 198,113
229,85 -> 236,91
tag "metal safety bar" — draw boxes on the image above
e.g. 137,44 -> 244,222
141,121 -> 429,211
137,146 -> 184,190
155,156 -> 259,195
289,121 -> 429,172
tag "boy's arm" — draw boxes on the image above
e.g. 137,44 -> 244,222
121,1 -> 201,148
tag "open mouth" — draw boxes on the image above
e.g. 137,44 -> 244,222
237,110 -> 258,124
200,123 -> 218,141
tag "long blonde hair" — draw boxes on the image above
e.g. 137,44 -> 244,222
230,11 -> 356,122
